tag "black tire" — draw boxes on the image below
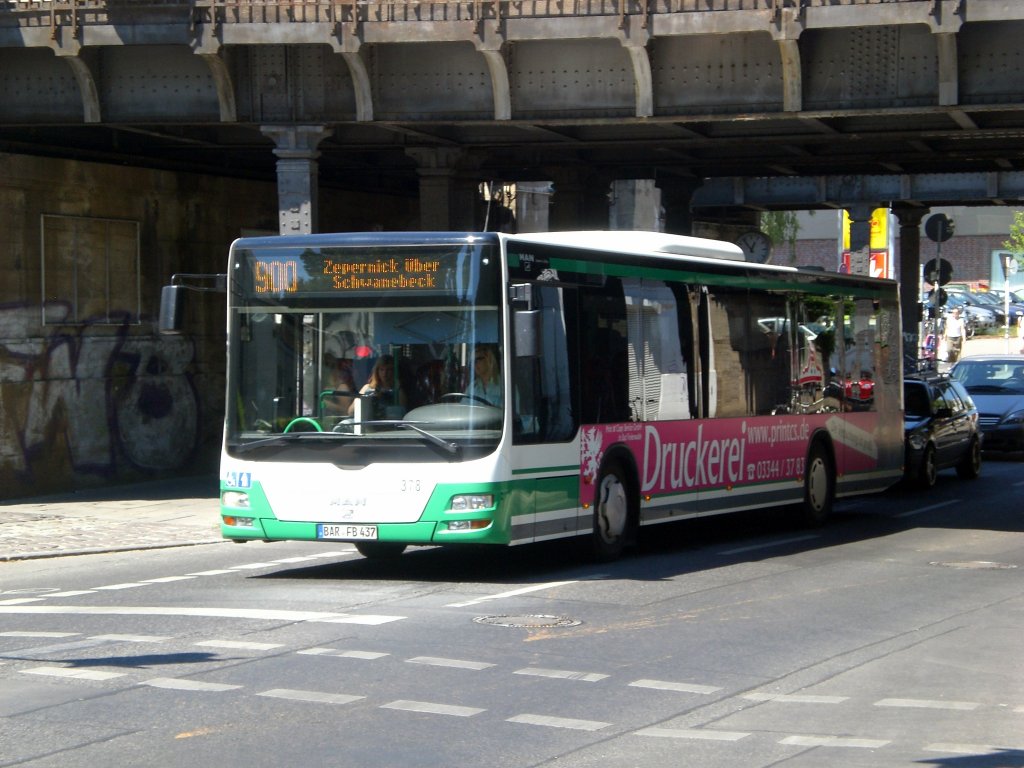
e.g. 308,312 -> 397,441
591,461 -> 633,561
955,437 -> 982,480
918,444 -> 938,489
799,441 -> 835,526
355,541 -> 407,559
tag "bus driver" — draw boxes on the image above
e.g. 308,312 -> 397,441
469,344 -> 502,407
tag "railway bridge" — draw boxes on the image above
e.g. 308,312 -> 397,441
2,0 -> 1024,494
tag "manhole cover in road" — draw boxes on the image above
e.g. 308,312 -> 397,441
473,614 -> 582,628
929,561 -> 1018,570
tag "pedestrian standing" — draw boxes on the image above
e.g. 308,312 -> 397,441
944,307 -> 965,363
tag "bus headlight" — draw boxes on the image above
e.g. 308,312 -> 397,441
449,494 -> 494,512
222,491 -> 251,509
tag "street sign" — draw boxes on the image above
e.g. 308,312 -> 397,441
924,214 -> 955,243
999,252 -> 1019,280
923,257 -> 953,286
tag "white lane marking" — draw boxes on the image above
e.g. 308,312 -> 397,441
142,678 -> 242,692
381,700 -> 485,717
875,698 -> 979,711
90,634 -> 170,643
318,615 -> 405,626
297,648 -> 389,660
445,580 -> 580,608
257,689 -> 364,705
925,743 -> 1022,754
229,562 -> 282,570
195,640 -> 284,651
21,666 -> 125,681
0,605 -> 404,625
743,693 -> 849,704
272,552 -> 354,564
718,534 -> 819,556
47,591 -> 96,598
93,583 -> 148,591
507,714 -> 609,731
0,598 -> 46,606
781,735 -> 890,749
407,656 -> 494,671
635,727 -> 749,742
629,679 -> 722,695
895,499 -> 960,518
10,638 -> 115,655
0,631 -> 79,638
186,570 -> 237,576
141,576 -> 197,584
335,650 -> 389,659
514,667 -> 608,683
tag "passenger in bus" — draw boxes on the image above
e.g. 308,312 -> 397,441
321,354 -> 356,416
468,344 -> 502,407
348,356 -> 407,416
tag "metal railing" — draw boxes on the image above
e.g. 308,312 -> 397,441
0,0 -> 943,39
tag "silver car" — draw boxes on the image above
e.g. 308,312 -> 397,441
949,356 -> 1024,454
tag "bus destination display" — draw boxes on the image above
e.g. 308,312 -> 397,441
248,252 -> 447,296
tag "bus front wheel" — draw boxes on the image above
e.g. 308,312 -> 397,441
591,462 -> 632,561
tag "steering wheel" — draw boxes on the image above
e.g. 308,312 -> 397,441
440,392 -> 493,406
283,417 -> 323,433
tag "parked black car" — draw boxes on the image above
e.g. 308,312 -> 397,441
903,375 -> 982,488
950,356 -> 1024,454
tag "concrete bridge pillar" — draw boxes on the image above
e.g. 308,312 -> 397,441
657,176 -> 703,235
407,148 -> 478,231
548,169 -> 611,231
895,207 -> 928,367
610,180 -> 661,232
261,125 -> 333,235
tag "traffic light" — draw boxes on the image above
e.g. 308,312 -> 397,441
924,289 -> 948,318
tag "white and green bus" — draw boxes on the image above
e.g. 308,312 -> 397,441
194,230 -> 903,559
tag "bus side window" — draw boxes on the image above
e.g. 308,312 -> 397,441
579,279 -> 629,424
513,284 -> 578,443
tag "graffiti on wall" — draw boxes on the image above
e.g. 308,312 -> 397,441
0,302 -> 201,492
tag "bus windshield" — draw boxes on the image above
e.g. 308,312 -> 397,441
226,238 -> 503,460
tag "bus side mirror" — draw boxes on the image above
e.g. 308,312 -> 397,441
514,309 -> 541,358
159,284 -> 185,335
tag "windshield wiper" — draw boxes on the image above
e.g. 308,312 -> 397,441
232,431 -> 345,454
233,421 -> 462,457
395,422 -> 461,456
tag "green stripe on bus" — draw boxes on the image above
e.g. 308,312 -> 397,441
511,465 -> 578,476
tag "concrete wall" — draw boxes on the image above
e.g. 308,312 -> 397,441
0,152 -> 415,498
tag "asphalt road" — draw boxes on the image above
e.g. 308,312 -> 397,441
2,456 -> 1023,768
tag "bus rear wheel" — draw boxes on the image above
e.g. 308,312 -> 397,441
591,462 -> 632,561
799,441 -> 834,527
355,541 -> 407,559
